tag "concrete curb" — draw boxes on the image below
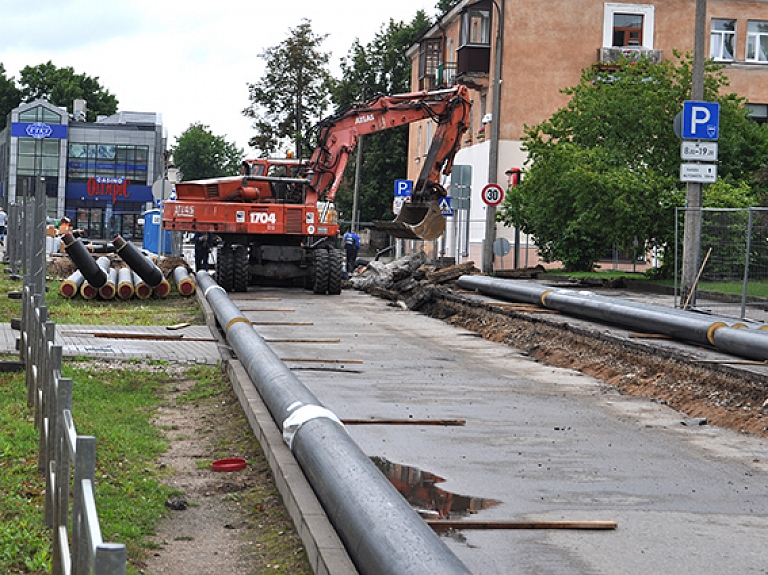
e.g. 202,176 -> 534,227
195,281 -> 358,575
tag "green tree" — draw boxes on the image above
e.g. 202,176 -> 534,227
329,13 -> 432,225
0,64 -> 21,130
498,54 -> 768,272
18,61 -> 118,121
243,20 -> 332,158
171,123 -> 243,181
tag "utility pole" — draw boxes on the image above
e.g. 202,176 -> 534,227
482,0 -> 505,274
680,0 -> 707,307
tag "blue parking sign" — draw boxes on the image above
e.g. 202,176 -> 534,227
682,101 -> 720,140
394,179 -> 412,197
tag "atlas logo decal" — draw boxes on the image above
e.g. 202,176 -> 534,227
355,114 -> 375,125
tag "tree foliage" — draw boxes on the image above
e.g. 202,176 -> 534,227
328,12 -> 432,226
171,123 -> 243,181
243,20 -> 332,158
498,54 -> 768,272
18,61 -> 118,121
0,64 -> 21,130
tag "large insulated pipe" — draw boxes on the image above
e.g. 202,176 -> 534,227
99,268 -> 118,300
196,271 -> 471,575
62,233 -> 107,289
132,271 -> 152,300
59,270 -> 85,299
173,266 -> 196,296
113,236 -> 164,288
116,267 -> 135,299
457,275 -> 768,361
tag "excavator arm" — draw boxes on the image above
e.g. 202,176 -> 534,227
303,85 -> 470,240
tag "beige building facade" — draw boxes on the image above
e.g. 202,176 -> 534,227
407,0 -> 768,270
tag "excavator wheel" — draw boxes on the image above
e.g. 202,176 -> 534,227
216,245 -> 235,292
233,244 -> 249,292
327,248 -> 343,295
312,249 -> 330,294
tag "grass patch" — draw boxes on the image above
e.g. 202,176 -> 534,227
0,362 -> 178,574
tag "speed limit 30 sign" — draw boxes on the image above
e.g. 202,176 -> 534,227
481,183 -> 505,206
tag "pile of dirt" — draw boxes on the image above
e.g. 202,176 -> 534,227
355,255 -> 768,438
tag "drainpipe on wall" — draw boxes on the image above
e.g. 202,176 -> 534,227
482,0 -> 505,274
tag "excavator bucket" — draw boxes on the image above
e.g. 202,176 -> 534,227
375,200 -> 446,241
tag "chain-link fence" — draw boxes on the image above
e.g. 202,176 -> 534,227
675,207 -> 768,322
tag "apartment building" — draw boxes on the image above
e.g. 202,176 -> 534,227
407,0 -> 768,269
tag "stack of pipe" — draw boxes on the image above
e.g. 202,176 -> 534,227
113,236 -> 170,297
173,266 -> 196,296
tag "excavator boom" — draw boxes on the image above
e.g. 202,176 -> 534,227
304,86 -> 470,240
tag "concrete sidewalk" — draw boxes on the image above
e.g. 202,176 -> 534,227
0,322 -> 223,364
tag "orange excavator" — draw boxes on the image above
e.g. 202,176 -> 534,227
162,85 -> 470,293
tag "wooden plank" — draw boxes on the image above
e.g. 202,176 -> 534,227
426,520 -> 617,531
280,358 -> 363,364
264,338 -> 341,343
342,418 -> 466,426
250,321 -> 313,326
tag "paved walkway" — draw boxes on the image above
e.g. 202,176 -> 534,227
0,320 -> 223,365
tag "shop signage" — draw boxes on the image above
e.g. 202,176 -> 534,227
11,122 -> 68,139
87,177 -> 131,204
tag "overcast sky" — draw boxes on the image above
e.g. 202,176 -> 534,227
0,0 -> 439,156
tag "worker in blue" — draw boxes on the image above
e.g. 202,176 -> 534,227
343,228 -> 360,275
193,232 -> 214,272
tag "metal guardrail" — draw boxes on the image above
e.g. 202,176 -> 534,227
18,190 -> 126,575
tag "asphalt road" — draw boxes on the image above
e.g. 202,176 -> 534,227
229,287 -> 768,575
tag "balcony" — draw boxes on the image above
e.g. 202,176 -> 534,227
598,47 -> 664,65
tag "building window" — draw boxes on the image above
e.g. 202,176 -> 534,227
67,143 -> 149,184
603,4 -> 655,49
18,106 -> 63,124
613,14 -> 644,47
419,38 -> 442,90
711,18 -> 736,61
460,4 -> 491,47
746,103 -> 768,124
747,20 -> 768,62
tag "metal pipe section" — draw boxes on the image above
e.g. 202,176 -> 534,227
174,267 -> 196,296
62,233 -> 107,289
457,275 -> 768,361
116,268 -> 135,300
98,268 -> 118,300
60,270 -> 85,299
196,271 -> 471,575
112,236 -> 164,288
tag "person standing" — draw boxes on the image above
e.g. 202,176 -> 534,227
194,232 -> 213,271
343,228 -> 360,274
0,207 -> 6,245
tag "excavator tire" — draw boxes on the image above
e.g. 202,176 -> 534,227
216,245 -> 235,292
327,248 -> 343,295
233,244 -> 249,292
312,249 -> 329,294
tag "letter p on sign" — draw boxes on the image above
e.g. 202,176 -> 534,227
682,101 -> 720,141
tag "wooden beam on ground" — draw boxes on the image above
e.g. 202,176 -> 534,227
264,338 -> 341,343
426,520 -> 617,531
251,321 -> 313,326
280,358 -> 363,364
342,418 -> 466,426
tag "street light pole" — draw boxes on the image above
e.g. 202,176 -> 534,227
482,0 -> 505,274
680,0 -> 707,307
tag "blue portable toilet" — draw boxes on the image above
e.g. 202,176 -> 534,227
142,209 -> 172,255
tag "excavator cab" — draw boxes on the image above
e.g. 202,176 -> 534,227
376,201 -> 446,241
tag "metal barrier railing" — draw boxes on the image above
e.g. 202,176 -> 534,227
18,189 -> 126,575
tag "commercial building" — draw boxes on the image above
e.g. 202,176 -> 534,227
0,99 -> 166,242
407,0 -> 768,269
